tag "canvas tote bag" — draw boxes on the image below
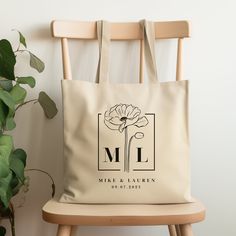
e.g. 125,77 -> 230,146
60,20 -> 191,204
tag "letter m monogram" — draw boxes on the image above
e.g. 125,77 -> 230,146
104,147 -> 120,162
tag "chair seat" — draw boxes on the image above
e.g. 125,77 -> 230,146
42,198 -> 205,226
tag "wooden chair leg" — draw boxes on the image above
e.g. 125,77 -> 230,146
175,225 -> 182,236
168,225 -> 177,236
179,224 -> 194,236
56,225 -> 72,236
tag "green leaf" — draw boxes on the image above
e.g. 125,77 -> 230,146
9,155 -> 25,183
10,148 -> 27,167
17,76 -> 35,88
10,173 -> 19,196
29,52 -> 45,73
0,89 -> 15,110
9,149 -> 27,185
10,84 -> 26,104
0,135 -> 13,168
0,39 -> 16,80
0,100 -> 8,129
18,31 -> 27,48
0,135 -> 13,178
12,29 -> 27,48
0,158 -> 9,179
10,174 -> 18,188
0,77 -> 13,91
38,91 -> 58,119
5,117 -> 16,131
0,172 -> 12,208
3,108 -> 15,131
0,226 -> 6,236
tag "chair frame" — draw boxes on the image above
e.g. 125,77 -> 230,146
51,20 -> 190,81
42,20 -> 205,236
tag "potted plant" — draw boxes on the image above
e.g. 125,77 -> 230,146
0,31 -> 58,236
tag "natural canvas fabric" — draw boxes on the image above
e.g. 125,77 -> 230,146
60,20 -> 191,204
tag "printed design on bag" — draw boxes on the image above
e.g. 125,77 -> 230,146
98,103 -> 156,173
104,104 -> 148,172
104,104 -> 149,132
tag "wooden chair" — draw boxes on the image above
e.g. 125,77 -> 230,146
42,20 -> 206,236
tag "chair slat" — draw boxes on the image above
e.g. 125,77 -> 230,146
51,20 -> 190,40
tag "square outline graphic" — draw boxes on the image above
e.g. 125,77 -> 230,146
98,113 -> 156,171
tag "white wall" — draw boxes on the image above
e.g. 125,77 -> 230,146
1,0 -> 236,235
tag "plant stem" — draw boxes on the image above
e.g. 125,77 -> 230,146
9,202 -> 15,236
10,216 -> 15,236
25,168 -> 55,197
15,99 -> 38,112
14,49 -> 29,54
16,42 -> 20,52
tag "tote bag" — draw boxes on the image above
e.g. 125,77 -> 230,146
60,20 -> 191,204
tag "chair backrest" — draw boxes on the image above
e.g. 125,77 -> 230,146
51,20 -> 190,82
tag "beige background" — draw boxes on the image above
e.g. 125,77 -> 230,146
1,0 -> 236,235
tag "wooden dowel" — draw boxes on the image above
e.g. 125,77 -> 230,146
168,225 -> 177,236
56,225 -> 72,236
175,224 -> 182,236
61,38 -> 72,80
180,224 -> 194,236
176,38 -> 183,81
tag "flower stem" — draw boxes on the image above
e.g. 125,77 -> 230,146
127,135 -> 134,172
124,127 -> 128,172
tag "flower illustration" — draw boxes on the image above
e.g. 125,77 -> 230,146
104,104 -> 149,172
104,104 -> 148,133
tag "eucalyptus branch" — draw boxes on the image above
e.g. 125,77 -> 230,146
15,99 -> 38,112
25,168 -> 55,197
0,29 -> 58,236
16,41 -> 21,52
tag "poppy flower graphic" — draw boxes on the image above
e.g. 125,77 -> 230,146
104,104 -> 148,172
104,104 -> 148,133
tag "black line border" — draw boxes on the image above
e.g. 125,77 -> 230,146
98,113 -> 121,171
98,112 -> 156,172
133,113 -> 156,171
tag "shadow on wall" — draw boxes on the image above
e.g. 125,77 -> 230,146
27,23 -> 52,41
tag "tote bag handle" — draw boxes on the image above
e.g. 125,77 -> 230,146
96,20 -> 158,83
96,20 -> 110,83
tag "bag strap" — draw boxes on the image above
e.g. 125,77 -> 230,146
96,20 -> 158,83
140,20 -> 158,83
96,20 -> 110,83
